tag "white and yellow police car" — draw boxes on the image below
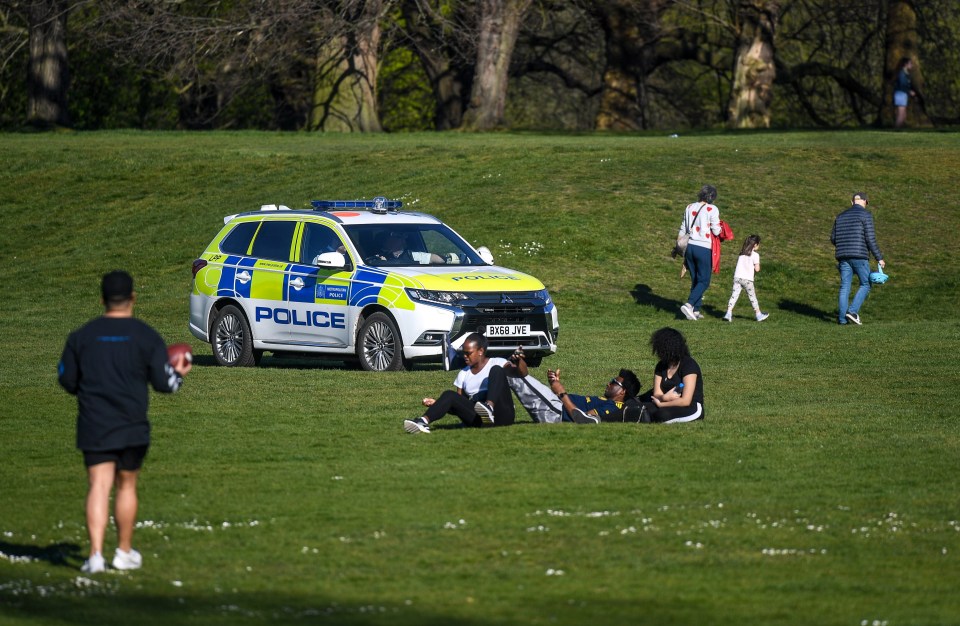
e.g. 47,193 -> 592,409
189,198 -> 559,371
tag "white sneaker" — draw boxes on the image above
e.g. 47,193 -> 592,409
112,548 -> 142,571
756,312 -> 770,322
403,417 -> 431,434
680,303 -> 697,320
723,311 -> 732,322
81,552 -> 105,574
474,402 -> 496,425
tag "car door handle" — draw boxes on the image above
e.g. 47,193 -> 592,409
289,277 -> 304,290
237,270 -> 251,284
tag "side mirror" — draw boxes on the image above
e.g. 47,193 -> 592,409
314,251 -> 348,269
476,246 -> 494,265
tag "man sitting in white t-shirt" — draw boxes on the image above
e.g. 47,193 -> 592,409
403,333 -> 523,434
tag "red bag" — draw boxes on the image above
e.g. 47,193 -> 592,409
712,220 -> 734,274
718,220 -> 735,241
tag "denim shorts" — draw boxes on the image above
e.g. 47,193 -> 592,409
893,91 -> 908,107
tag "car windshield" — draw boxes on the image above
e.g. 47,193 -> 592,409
344,223 -> 485,267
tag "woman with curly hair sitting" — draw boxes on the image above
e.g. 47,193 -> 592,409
639,327 -> 705,423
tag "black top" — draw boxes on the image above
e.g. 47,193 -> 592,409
894,68 -> 912,93
654,355 -> 704,407
59,316 -> 181,451
567,394 -> 624,421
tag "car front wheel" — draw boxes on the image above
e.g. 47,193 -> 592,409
212,304 -> 258,367
357,312 -> 406,371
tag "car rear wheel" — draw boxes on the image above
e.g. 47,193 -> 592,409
212,304 -> 257,367
357,312 -> 406,371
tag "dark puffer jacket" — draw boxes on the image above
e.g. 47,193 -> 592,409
831,204 -> 883,261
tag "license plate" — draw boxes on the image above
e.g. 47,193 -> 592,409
485,324 -> 530,337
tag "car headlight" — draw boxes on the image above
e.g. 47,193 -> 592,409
406,289 -> 470,306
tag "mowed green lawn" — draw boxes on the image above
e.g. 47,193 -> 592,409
1,130 -> 958,626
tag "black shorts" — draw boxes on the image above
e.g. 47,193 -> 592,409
83,445 -> 149,471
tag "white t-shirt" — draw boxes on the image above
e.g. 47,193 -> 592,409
454,357 -> 509,398
734,251 -> 760,282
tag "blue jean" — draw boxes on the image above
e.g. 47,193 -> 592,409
837,258 -> 871,323
684,244 -> 713,311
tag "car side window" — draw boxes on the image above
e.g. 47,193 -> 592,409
219,221 -> 259,255
301,223 -> 344,264
250,220 -> 297,261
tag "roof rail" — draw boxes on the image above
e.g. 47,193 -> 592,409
311,196 -> 402,215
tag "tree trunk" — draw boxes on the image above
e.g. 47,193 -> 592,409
400,1 -> 467,130
593,0 -> 671,131
311,2 -> 383,132
461,0 -> 530,131
595,1 -> 641,130
727,0 -> 778,129
27,0 -> 70,128
880,0 -> 929,127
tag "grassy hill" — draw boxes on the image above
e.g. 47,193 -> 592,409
1,130 -> 958,626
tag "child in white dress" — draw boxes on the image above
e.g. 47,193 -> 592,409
723,234 -> 769,322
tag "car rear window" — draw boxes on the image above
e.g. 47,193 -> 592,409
250,220 -> 297,261
219,221 -> 259,255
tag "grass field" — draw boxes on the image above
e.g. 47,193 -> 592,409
1,130 -> 959,626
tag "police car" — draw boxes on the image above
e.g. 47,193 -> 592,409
189,198 -> 559,371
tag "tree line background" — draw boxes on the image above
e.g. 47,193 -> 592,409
2,0 -> 958,132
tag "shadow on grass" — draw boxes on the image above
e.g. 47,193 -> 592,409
0,541 -> 81,567
0,590 -> 498,626
631,283 -> 733,321
778,298 -> 832,322
631,284 -> 681,316
190,353 -> 447,372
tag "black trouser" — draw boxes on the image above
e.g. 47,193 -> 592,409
424,365 -> 516,426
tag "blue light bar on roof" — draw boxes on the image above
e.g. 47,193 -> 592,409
311,196 -> 403,214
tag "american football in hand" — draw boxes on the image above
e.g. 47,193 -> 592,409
167,342 -> 193,367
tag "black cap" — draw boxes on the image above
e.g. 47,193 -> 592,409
853,191 -> 868,203
101,270 -> 134,301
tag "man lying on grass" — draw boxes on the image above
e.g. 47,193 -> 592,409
509,365 -> 642,424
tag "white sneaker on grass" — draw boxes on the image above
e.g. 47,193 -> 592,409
403,417 -> 431,434
845,312 -> 861,325
474,402 -> 495,425
723,311 -> 732,322
112,548 -> 142,571
81,552 -> 105,574
680,303 -> 697,320
755,312 -> 770,322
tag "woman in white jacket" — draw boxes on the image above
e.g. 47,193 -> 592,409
679,184 -> 722,320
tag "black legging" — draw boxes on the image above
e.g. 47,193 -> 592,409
424,365 -> 516,427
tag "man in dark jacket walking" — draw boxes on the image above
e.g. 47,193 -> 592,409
830,192 -> 886,325
59,271 -> 192,574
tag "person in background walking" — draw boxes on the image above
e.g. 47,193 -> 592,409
830,192 -> 885,325
893,57 -> 916,129
723,234 -> 769,322
679,184 -> 722,321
